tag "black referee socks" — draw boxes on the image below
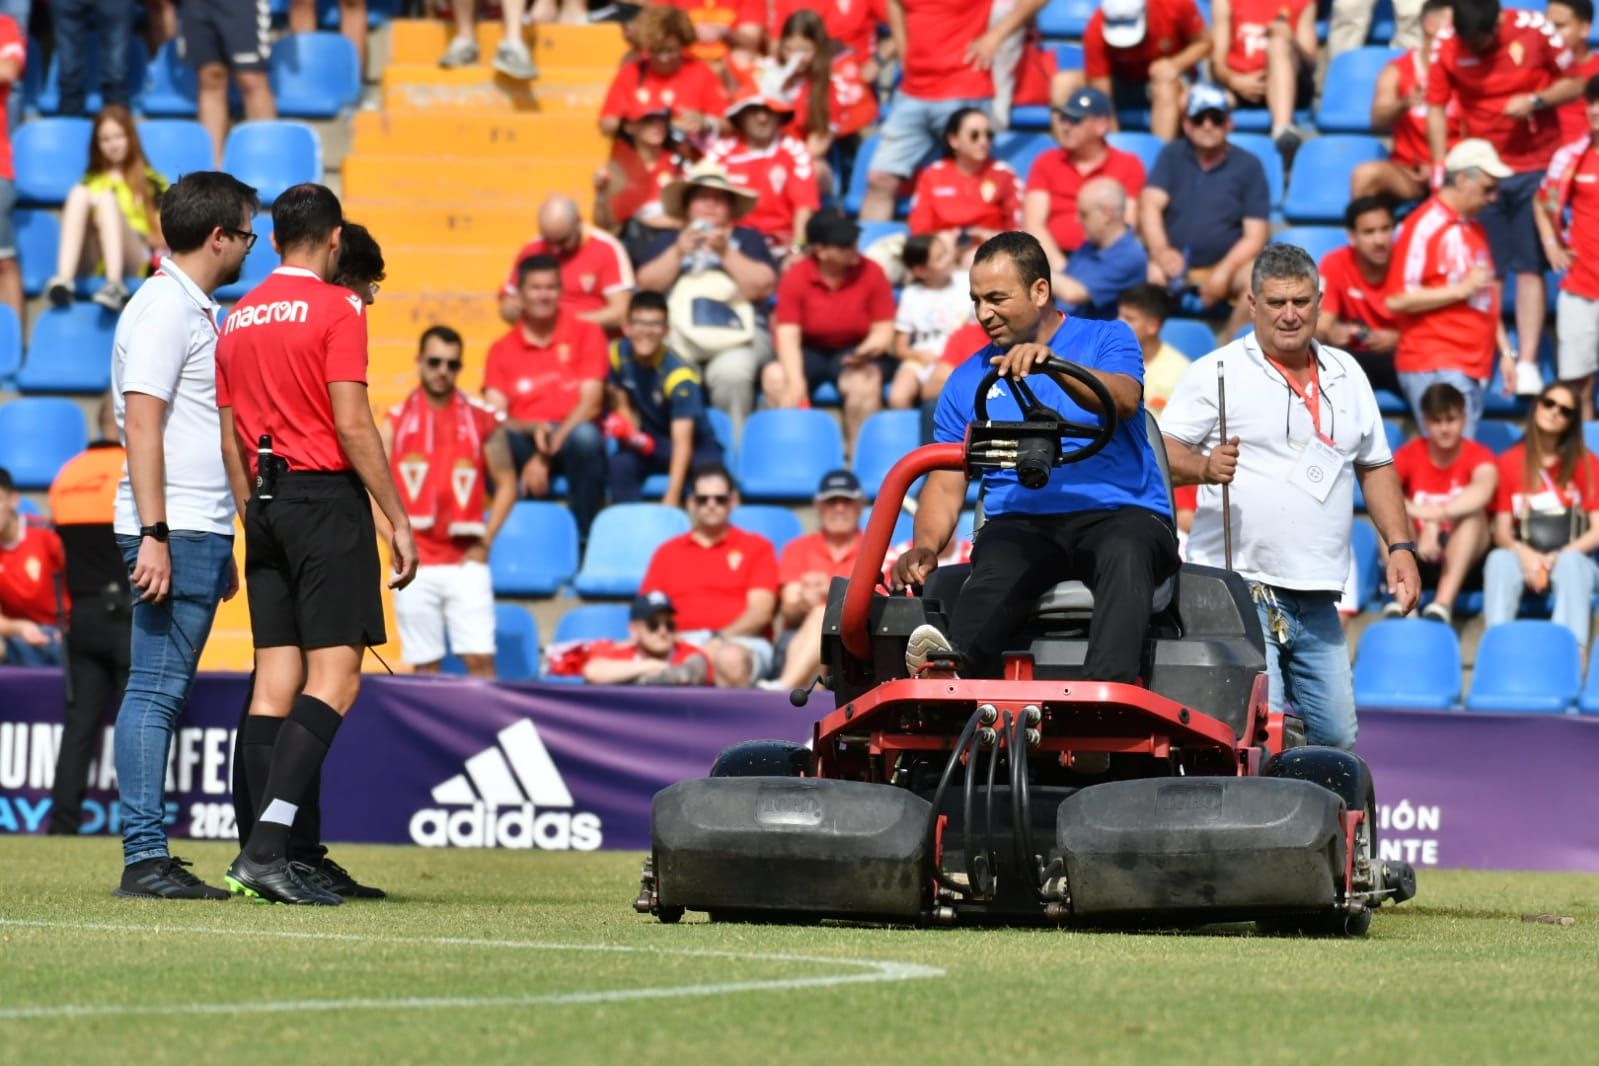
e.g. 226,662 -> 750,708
242,695 -> 344,866
236,712 -> 281,844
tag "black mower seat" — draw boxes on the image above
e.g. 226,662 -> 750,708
1034,574 -> 1176,617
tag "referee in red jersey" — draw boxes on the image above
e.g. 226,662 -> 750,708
216,183 -> 418,905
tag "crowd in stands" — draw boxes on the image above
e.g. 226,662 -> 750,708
16,0 -> 1599,710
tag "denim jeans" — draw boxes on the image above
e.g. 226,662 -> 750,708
2,626 -> 63,666
1253,586 -> 1358,750
1483,546 -> 1599,649
50,0 -> 133,116
506,421 -> 608,542
870,96 -> 994,178
1397,369 -> 1485,442
113,531 -> 233,865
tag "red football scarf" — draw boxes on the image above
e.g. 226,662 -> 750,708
390,389 -> 488,539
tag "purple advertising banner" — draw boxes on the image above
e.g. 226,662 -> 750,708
2,667 -> 1596,871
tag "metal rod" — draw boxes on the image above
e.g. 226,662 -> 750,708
1218,361 -> 1233,572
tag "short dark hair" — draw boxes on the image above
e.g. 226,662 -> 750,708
418,325 -> 463,353
689,461 -> 738,496
158,171 -> 260,253
1116,283 -> 1172,324
272,183 -> 344,252
1553,0 -> 1594,23
902,234 -> 935,272
629,290 -> 668,316
972,231 -> 1052,296
940,107 -> 988,159
516,254 -> 562,288
1452,0 -> 1500,41
332,222 -> 385,288
0,466 -> 13,493
1343,196 -> 1394,231
1421,0 -> 1452,15
1419,382 -> 1467,418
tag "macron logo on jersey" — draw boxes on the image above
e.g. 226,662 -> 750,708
408,719 -> 603,850
345,294 -> 365,316
224,300 -> 310,333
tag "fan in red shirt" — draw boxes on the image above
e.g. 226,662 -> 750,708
1537,76 -> 1599,420
771,469 -> 864,693
498,195 -> 635,333
908,108 -> 1023,250
1212,0 -> 1317,158
1386,139 -> 1508,439
0,14 -> 22,320
579,591 -> 715,686
705,95 -> 820,251
1547,0 -> 1599,146
594,100 -> 690,240
639,463 -> 779,687
483,254 -> 609,540
1315,197 -> 1402,397
733,0 -> 885,70
1389,382 -> 1498,621
1023,88 -> 1144,265
0,471 -> 66,665
600,5 -> 729,145
1351,0 -> 1463,205
1067,0 -> 1211,142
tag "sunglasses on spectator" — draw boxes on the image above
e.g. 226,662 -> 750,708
693,493 -> 731,506
965,128 -> 993,141
1192,109 -> 1228,128
644,616 -> 677,632
1052,109 -> 1085,125
1540,396 -> 1577,418
224,227 -> 258,251
425,357 -> 463,371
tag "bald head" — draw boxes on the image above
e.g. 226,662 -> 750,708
1077,177 -> 1128,248
539,195 -> 582,252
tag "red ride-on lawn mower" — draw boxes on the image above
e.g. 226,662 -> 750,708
637,356 -> 1418,934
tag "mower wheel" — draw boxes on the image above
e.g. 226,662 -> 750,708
709,740 -> 811,778
656,906 -> 684,924
1261,905 -> 1373,938
1261,747 -> 1373,815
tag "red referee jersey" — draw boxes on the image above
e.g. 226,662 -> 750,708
216,266 -> 369,475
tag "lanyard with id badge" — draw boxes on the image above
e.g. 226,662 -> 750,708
1266,353 -> 1340,503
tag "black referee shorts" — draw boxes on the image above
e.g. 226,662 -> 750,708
244,472 -> 386,651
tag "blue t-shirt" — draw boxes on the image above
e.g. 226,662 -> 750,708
934,315 -> 1171,519
1147,140 -> 1270,270
1064,230 -> 1149,320
607,340 -> 715,447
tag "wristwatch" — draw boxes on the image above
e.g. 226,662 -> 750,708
1387,540 -> 1418,556
139,522 -> 170,543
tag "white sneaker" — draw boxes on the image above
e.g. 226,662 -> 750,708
438,35 -> 479,68
493,40 -> 538,80
1421,601 -> 1452,624
1514,361 -> 1544,397
1382,600 -> 1405,618
905,624 -> 954,676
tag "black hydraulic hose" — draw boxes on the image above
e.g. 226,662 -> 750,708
925,707 -> 985,898
983,712 -> 1007,896
962,721 -> 981,900
1010,709 -> 1048,901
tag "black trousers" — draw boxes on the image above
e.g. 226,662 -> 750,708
951,508 -> 1180,683
48,604 -> 131,834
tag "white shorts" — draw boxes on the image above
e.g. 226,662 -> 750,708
393,561 -> 497,665
1557,290 -> 1599,380
680,628 -> 775,681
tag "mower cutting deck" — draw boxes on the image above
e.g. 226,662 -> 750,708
637,356 -> 1417,933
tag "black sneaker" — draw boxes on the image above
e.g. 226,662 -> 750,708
293,856 -> 386,899
226,853 -> 342,905
114,856 -> 231,900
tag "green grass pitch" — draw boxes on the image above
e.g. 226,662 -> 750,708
2,838 -> 1598,1065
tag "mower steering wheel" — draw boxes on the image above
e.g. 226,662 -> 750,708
972,355 -> 1119,465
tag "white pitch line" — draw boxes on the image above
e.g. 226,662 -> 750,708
0,918 -> 944,1020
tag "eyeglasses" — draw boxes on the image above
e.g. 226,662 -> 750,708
1539,396 -> 1577,418
424,357 -> 463,371
644,616 -> 677,633
1477,176 -> 1500,198
692,493 -> 731,506
367,281 -> 381,297
1192,109 -> 1229,128
224,227 -> 258,251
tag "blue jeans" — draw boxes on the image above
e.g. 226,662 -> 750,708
113,531 -> 233,865
869,96 -> 993,178
2,626 -> 63,665
607,437 -> 723,503
1253,586 -> 1358,750
50,0 -> 133,116
1397,369 -> 1485,442
507,421 -> 607,542
1483,546 -> 1598,649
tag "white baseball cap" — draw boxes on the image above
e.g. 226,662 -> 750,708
1102,0 -> 1148,49
1444,138 -> 1513,179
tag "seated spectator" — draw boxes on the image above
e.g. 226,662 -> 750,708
1350,0 -> 1458,206
1117,283 -> 1192,414
178,0 -> 276,165
1058,177 -> 1148,320
706,95 -> 820,255
1538,74 -> 1599,422
1056,0 -> 1211,142
1483,382 -> 1599,648
290,0 -> 368,70
890,233 -> 970,410
1140,85 -> 1270,338
593,101 -> 690,261
606,291 -> 725,507
382,326 -> 516,679
1024,88 -> 1144,270
41,106 -> 165,312
600,5 -> 728,145
907,108 -> 1023,255
640,463 -> 779,686
581,591 -> 714,686
1316,197 -> 1402,398
499,194 -> 635,332
483,255 -> 608,541
1388,383 -> 1497,622
1552,0 -> 1599,145
50,0 -> 134,117
0,12 -> 19,325
331,220 -> 385,306
768,469 -> 864,692
1210,0 -> 1316,162
1328,0 -> 1425,57
438,0 -> 538,79
763,208 -> 896,449
733,0 -> 886,84
0,467 -> 66,666
636,163 -> 779,429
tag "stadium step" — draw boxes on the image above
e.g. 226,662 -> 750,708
343,154 -> 598,201
349,112 -> 609,161
378,66 -> 609,113
385,18 -> 629,71
343,201 -> 542,249
368,294 -> 511,342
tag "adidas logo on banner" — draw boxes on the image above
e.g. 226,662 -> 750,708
408,719 -> 603,850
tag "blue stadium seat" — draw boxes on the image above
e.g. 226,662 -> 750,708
1584,421 -> 1599,458
441,603 -> 540,681
732,504 -> 805,555
488,501 -> 579,596
1577,653 -> 1599,714
1475,420 -> 1522,454
1272,225 -> 1346,266
1374,390 -> 1407,415
857,220 -> 908,252
13,117 -> 93,204
552,603 -> 632,644
844,134 -> 880,216
17,305 -> 118,394
993,131 -> 1054,176
221,121 -> 323,205
1038,0 -> 1095,38
706,408 -> 735,458
14,209 -> 60,297
1159,318 -> 1218,361
0,305 -> 20,383
1352,619 -> 1462,710
1229,132 -> 1284,209
572,503 -> 690,597
140,40 -> 199,117
138,119 -> 214,182
1352,518 -> 1380,609
853,410 -> 921,499
0,397 -> 89,489
1284,136 -> 1388,224
32,34 -> 149,115
1107,131 -> 1165,175
214,214 -> 280,302
1382,418 -> 1406,452
270,34 -> 361,118
736,410 -> 846,500
1315,48 -> 1404,132
1466,620 -> 1581,713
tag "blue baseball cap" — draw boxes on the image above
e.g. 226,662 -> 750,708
1186,82 -> 1231,118
1060,87 -> 1112,119
630,591 -> 676,621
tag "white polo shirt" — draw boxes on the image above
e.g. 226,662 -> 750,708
112,258 -> 236,536
1160,334 -> 1391,592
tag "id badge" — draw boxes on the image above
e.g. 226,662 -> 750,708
1289,437 -> 1340,502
